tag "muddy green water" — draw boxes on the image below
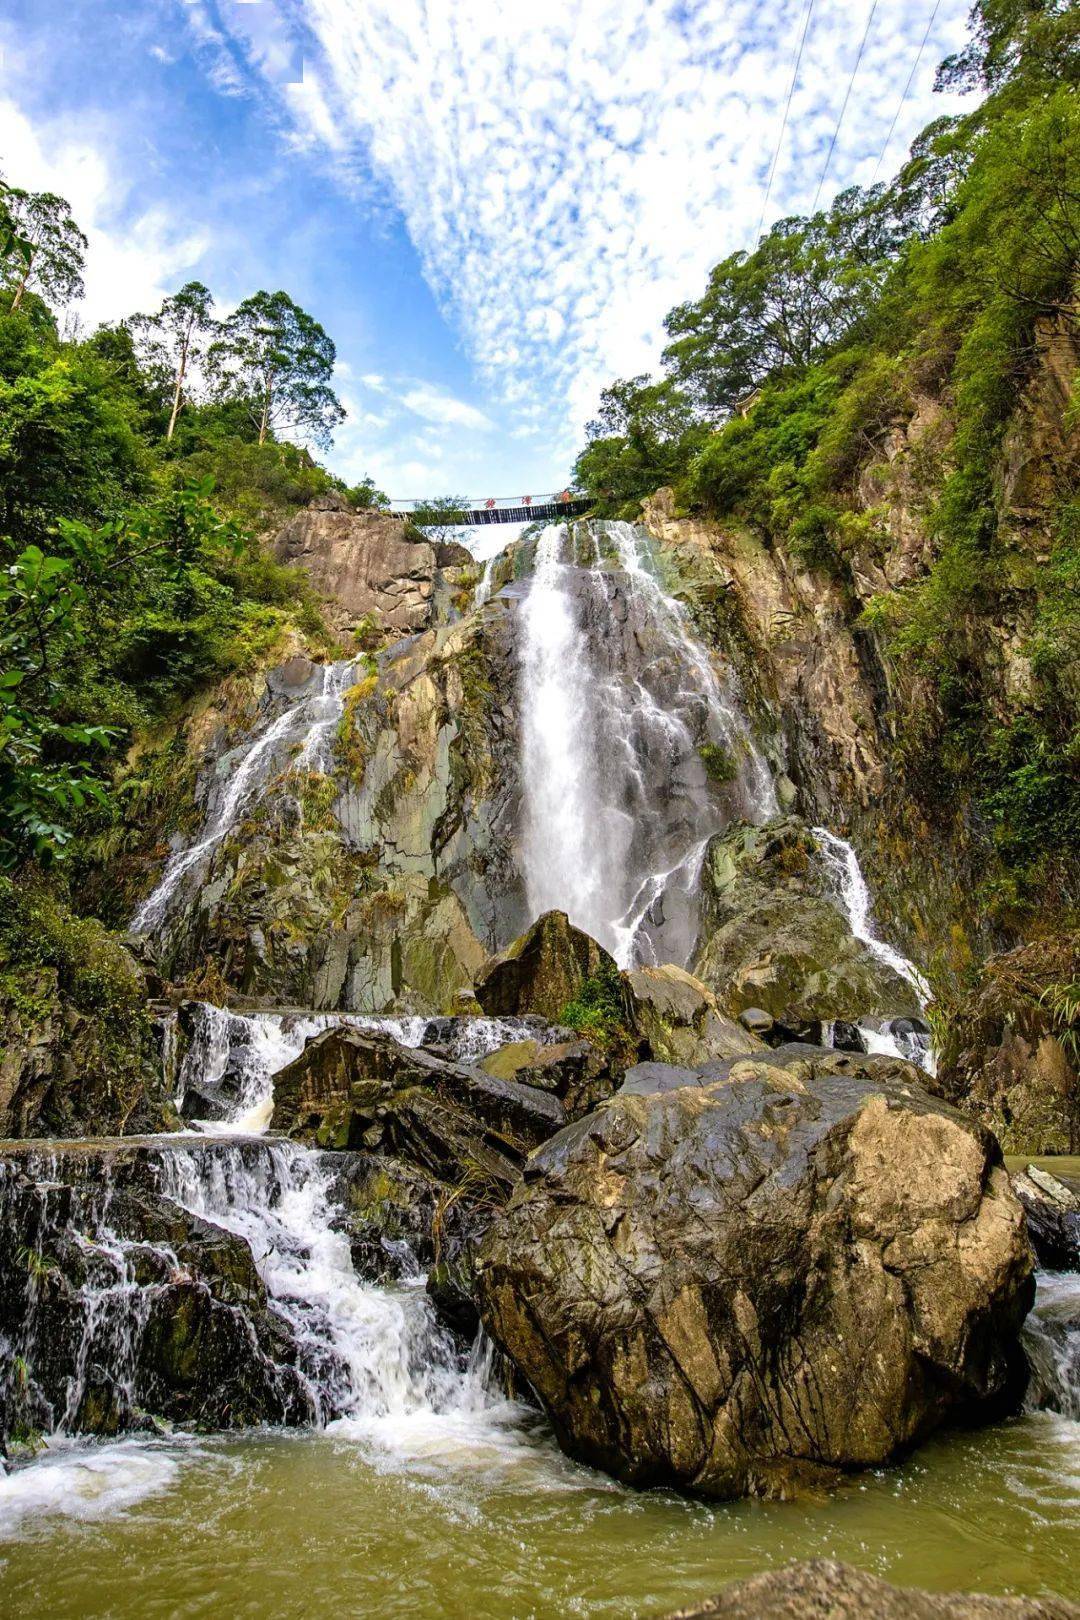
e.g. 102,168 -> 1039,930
1,1157 -> 1077,1618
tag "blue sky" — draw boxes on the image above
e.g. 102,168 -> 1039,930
0,0 -> 975,505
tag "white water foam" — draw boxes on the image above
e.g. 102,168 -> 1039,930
0,1438 -> 188,1536
1024,1271 -> 1080,1421
159,1142 -> 543,1477
518,520 -> 775,968
813,826 -> 932,1004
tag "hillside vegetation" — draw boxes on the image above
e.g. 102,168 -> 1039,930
574,0 -> 1079,930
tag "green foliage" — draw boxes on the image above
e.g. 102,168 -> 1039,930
573,376 -> 708,514
209,289 -> 345,450
699,742 -> 737,783
129,280 -> 216,440
560,958 -> 627,1041
663,187 -> 901,419
0,185 -> 87,312
346,476 -> 389,509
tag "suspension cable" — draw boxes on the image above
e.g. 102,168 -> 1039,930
755,0 -> 816,245
869,0 -> 942,185
811,0 -> 880,213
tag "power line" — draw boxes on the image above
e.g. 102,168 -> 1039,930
869,0 -> 942,185
812,0 -> 879,213
755,0 -> 816,245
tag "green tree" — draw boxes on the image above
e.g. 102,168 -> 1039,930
210,290 -> 345,449
408,495 -> 470,543
663,189 -> 901,419
574,375 -> 706,512
346,476 -> 388,509
1,188 -> 87,313
130,281 -> 216,441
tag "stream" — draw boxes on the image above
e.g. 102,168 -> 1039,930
1,522 -> 1078,1614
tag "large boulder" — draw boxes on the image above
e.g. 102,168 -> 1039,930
475,910 -> 625,1025
476,1050 -> 1034,1499
665,1559 -> 1079,1618
0,1140 -> 311,1446
625,963 -> 765,1066
272,1026 -> 566,1161
691,819 -> 921,1028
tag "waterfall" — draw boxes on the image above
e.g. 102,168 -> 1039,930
1023,1271 -> 1080,1420
131,659 -> 357,935
2,998 -> 540,1462
160,1143 -> 474,1432
517,520 -> 775,968
474,554 -> 497,605
813,826 -> 932,1004
175,1001 -> 555,1134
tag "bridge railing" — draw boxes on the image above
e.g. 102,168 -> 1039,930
390,493 -> 592,527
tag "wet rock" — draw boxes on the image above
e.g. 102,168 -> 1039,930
625,964 -> 765,1066
273,1025 -> 565,1153
1013,1165 -> 1080,1270
478,1034 -> 618,1119
664,1558 -> 1080,1618
475,910 -> 624,1024
691,818 -> 922,1027
0,1140 -> 312,1445
476,1051 -> 1033,1499
738,1007 -> 774,1038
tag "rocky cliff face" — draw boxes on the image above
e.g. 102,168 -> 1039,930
643,308 -> 1080,977
272,494 -> 474,638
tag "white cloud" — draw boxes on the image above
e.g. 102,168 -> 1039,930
0,96 -> 207,326
401,385 -> 493,431
187,0 -> 974,458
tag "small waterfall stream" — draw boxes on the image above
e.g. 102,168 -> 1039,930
518,520 -> 776,968
132,659 -> 358,935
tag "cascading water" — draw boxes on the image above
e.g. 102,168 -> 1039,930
812,825 -> 937,1073
132,658 -> 357,935
812,827 -> 931,1002
518,520 -> 776,968
173,1001 -> 558,1134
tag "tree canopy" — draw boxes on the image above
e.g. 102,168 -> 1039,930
0,186 -> 87,312
130,281 -> 216,440
210,290 -> 345,450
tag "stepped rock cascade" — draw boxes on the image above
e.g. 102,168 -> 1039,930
172,1000 -> 561,1132
0,1011 -> 543,1470
518,521 -> 776,968
132,658 -> 358,936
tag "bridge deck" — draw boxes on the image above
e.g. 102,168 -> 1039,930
394,498 -> 592,527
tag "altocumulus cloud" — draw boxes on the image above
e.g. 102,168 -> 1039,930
185,0 -> 972,459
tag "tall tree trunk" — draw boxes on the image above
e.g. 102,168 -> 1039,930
259,383 -> 271,446
9,252 -> 33,312
166,371 -> 184,441
165,322 -> 192,442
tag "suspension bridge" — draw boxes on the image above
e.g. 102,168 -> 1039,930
390,492 -> 592,526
